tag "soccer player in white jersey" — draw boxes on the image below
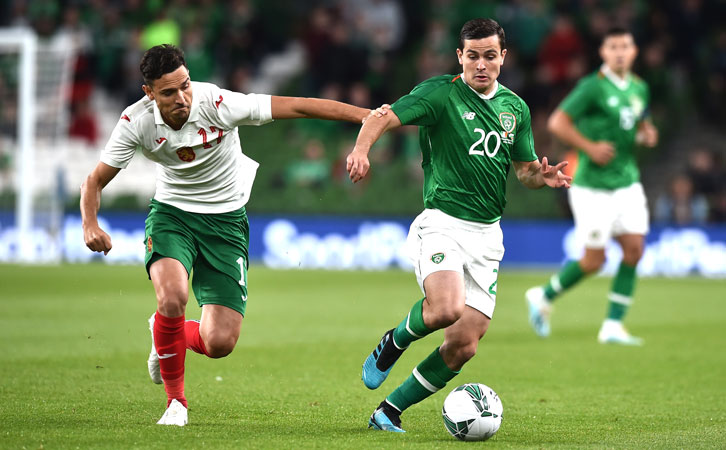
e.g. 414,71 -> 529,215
80,44 -> 377,426
525,27 -> 659,345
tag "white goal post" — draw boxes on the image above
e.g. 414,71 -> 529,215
0,28 -> 36,262
0,27 -> 75,263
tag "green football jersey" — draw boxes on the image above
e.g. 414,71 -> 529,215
391,75 -> 537,223
559,68 -> 650,190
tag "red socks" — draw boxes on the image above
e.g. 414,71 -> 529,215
154,312 -> 187,408
185,320 -> 210,356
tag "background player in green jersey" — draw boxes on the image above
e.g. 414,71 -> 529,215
525,27 -> 659,345
346,18 -> 572,433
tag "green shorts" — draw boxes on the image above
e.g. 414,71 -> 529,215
144,199 -> 249,316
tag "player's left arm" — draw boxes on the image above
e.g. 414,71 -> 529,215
514,157 -> 572,189
270,96 -> 372,124
511,100 -> 571,189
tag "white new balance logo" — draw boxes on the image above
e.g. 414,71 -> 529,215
158,353 -> 177,359
462,111 -> 476,120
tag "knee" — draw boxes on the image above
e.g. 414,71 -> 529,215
580,253 -> 605,274
441,341 -> 478,369
427,300 -> 465,329
622,244 -> 644,266
204,334 -> 238,359
156,291 -> 187,317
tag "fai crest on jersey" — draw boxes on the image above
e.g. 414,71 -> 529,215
431,252 -> 445,264
499,112 -> 516,134
176,147 -> 196,162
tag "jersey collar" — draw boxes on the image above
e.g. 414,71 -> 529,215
152,83 -> 201,127
601,64 -> 631,91
460,74 -> 499,100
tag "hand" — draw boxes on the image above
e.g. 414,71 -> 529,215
587,141 -> 615,165
346,147 -> 371,183
636,122 -> 658,148
362,104 -> 391,124
83,224 -> 112,255
541,157 -> 572,189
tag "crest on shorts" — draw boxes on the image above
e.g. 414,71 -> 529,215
431,252 -> 445,264
499,112 -> 516,134
176,147 -> 196,162
146,236 -> 153,253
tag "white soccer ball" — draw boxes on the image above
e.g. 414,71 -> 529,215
442,383 -> 503,441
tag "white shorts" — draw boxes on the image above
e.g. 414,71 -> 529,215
407,209 -> 504,318
568,182 -> 649,248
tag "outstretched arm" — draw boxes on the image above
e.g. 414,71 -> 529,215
80,162 -> 120,255
346,110 -> 402,183
548,109 -> 614,166
513,157 -> 572,189
270,96 -> 371,123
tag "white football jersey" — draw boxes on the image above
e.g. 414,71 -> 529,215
101,81 -> 272,213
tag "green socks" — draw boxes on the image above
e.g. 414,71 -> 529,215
544,260 -> 585,301
392,298 -> 432,349
608,263 -> 636,321
386,347 -> 459,412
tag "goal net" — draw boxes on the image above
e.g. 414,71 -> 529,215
0,27 -> 75,263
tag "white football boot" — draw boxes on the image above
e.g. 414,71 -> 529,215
597,319 -> 643,346
147,313 -> 163,384
525,286 -> 552,337
157,399 -> 188,426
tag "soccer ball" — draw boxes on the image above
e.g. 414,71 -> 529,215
442,383 -> 503,441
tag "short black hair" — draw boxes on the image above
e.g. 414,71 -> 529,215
140,44 -> 187,86
458,18 -> 506,52
602,26 -> 633,44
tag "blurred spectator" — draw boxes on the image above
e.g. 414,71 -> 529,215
285,139 -> 331,189
687,148 -> 723,198
139,7 -> 180,50
68,98 -> 98,146
536,15 -> 586,86
654,174 -> 709,225
711,190 -> 726,222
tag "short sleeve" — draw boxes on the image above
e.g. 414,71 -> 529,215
100,115 -> 140,169
391,77 -> 452,127
213,88 -> 273,128
511,101 -> 537,162
558,77 -> 596,120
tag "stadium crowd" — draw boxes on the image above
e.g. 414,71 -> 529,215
1,0 -> 724,222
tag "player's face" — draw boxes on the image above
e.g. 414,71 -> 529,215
142,65 -> 193,129
456,36 -> 506,95
600,34 -> 637,75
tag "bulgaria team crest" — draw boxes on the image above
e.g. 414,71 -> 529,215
176,147 -> 196,162
498,112 -> 516,134
146,236 -> 153,253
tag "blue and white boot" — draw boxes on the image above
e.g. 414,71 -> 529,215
362,329 -> 403,390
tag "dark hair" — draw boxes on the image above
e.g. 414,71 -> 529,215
459,18 -> 506,51
602,26 -> 632,44
140,44 -> 187,86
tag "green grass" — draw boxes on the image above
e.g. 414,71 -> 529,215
1,264 -> 724,449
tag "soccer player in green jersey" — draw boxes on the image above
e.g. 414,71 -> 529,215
346,18 -> 572,433
525,27 -> 659,345
81,44 -> 379,426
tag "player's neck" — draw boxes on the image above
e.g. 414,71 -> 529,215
601,64 -> 630,90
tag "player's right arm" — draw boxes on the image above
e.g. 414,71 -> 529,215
548,109 -> 614,166
80,162 -> 121,255
346,111 -> 402,183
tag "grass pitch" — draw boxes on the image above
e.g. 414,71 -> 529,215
1,264 -> 724,449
